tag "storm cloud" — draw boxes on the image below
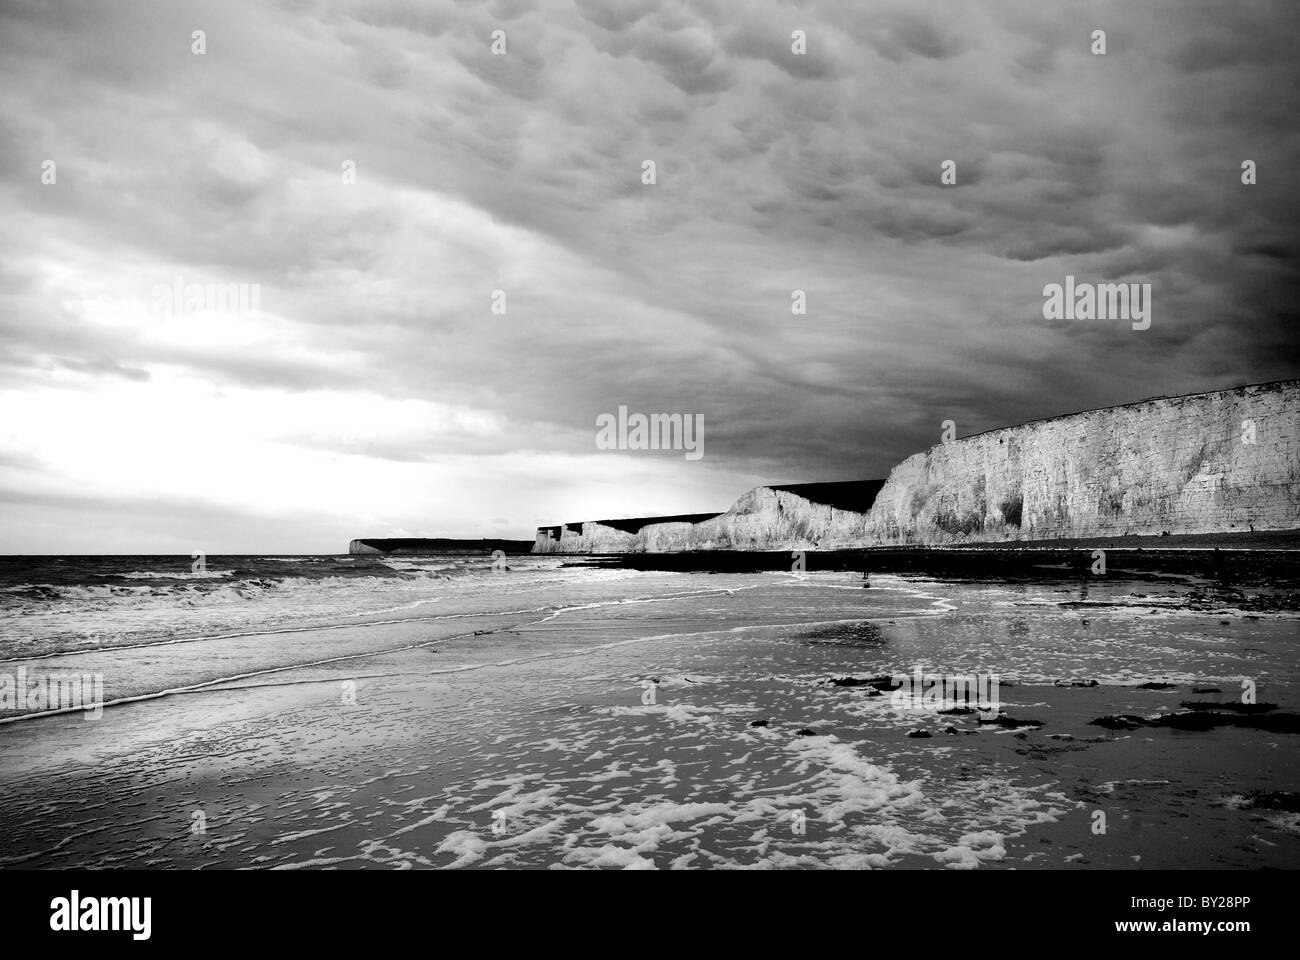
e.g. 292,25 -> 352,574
1,0 -> 1297,551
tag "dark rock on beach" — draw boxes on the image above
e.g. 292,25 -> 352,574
1184,589 -> 1300,613
1090,715 -> 1153,731
1087,712 -> 1218,731
1245,791 -> 1300,813
1158,711 -> 1222,731
1247,713 -> 1300,733
979,715 -> 1043,729
1090,710 -> 1300,734
828,675 -> 896,691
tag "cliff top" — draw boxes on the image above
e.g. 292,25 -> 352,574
593,513 -> 722,534
769,480 -> 887,513
352,538 -> 533,553
934,378 -> 1300,450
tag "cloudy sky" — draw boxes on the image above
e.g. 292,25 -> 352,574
1,0 -> 1297,553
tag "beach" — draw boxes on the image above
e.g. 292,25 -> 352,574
0,555 -> 1296,869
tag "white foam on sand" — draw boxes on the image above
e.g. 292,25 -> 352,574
9,566 -> 1275,871
336,720 -> 1074,871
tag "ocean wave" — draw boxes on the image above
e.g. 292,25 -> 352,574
0,558 -> 620,658
117,569 -> 236,580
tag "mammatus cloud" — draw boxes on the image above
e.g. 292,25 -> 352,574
1,0 -> 1296,551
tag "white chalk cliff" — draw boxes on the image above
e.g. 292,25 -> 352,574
535,381 -> 1300,554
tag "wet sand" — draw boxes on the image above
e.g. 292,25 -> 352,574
1,570 -> 1296,869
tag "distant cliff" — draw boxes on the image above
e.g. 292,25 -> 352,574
534,514 -> 722,554
534,482 -> 885,553
349,538 -> 534,556
535,380 -> 1300,554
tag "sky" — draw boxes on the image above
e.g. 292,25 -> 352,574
1,0 -> 1297,553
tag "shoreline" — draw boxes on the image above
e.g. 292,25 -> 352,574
1,569 -> 1295,869
580,537 -> 1300,589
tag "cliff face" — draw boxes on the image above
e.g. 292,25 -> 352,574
534,482 -> 886,553
534,381 -> 1300,554
862,380 -> 1299,545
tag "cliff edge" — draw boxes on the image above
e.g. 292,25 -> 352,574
535,380 -> 1300,554
350,538 -> 534,555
